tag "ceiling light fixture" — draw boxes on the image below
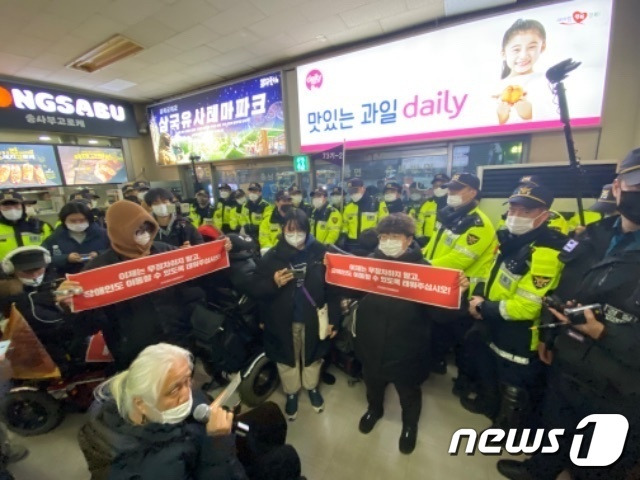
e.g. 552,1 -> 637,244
39,136 -> 51,141
88,139 -> 99,144
66,34 -> 144,73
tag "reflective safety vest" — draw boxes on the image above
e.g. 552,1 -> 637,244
188,204 -> 215,227
417,199 -> 438,240
214,199 -> 237,232
377,199 -> 406,219
342,197 -> 379,241
0,218 -> 53,260
567,210 -> 603,232
242,199 -> 273,239
423,205 -> 497,297
483,232 -> 565,356
311,204 -> 342,245
259,210 -> 285,251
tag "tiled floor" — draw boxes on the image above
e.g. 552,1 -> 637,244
6,365 -> 569,480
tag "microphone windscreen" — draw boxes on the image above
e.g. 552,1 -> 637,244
193,403 -> 210,423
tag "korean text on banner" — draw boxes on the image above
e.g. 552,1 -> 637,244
67,240 -> 229,312
325,253 -> 461,309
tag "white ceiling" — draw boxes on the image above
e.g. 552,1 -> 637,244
0,0 -> 516,103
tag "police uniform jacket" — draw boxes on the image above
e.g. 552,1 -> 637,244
310,203 -> 342,245
189,204 -> 215,227
241,198 -> 273,239
342,194 -> 379,243
0,214 -> 53,260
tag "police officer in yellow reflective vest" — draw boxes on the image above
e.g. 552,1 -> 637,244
416,174 -> 450,245
378,182 -> 407,219
213,183 -> 237,233
0,190 -> 53,261
259,190 -> 293,255
406,182 -> 425,220
342,178 -> 379,253
229,189 -> 247,232
463,183 -> 567,430
310,188 -> 342,245
423,173 -> 497,375
242,182 -> 273,244
496,175 -> 569,234
188,189 -> 215,227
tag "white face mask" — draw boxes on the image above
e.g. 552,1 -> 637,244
1,208 -> 22,221
25,206 -> 36,217
312,198 -> 325,209
91,201 -> 99,209
19,273 -> 45,287
434,188 -> 448,198
447,195 -> 463,207
137,192 -> 146,202
134,232 -> 152,246
220,191 -> 230,199
350,192 -> 363,203
66,222 -> 89,233
285,232 -> 306,248
149,392 -> 193,424
152,204 -> 170,217
330,195 -> 342,206
378,238 -> 405,258
291,195 -> 303,205
505,213 -> 541,236
248,193 -> 260,202
410,193 -> 422,202
384,193 -> 397,203
236,197 -> 247,206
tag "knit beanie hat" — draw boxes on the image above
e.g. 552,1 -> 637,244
106,200 -> 159,259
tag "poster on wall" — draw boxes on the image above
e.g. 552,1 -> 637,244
0,143 -> 63,187
297,0 -> 613,152
57,146 -> 128,185
147,72 -> 286,165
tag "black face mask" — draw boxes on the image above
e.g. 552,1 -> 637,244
618,190 -> 640,225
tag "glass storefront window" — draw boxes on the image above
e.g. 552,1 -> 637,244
215,164 -> 301,203
452,138 -> 525,175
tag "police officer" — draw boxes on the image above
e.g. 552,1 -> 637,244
406,182 -> 426,220
243,182 -> 273,244
132,181 -> 151,204
213,183 -> 236,233
122,184 -> 140,204
378,181 -> 407,218
259,190 -> 293,255
188,189 -> 215,227
310,188 -> 342,245
463,183 -> 566,429
568,183 -> 617,235
230,189 -> 248,233
0,190 -> 53,261
416,173 -> 450,245
498,148 -> 640,480
342,178 -> 380,253
145,188 -> 203,248
290,186 -> 312,216
329,187 -> 345,210
423,173 -> 497,375
496,175 -> 569,234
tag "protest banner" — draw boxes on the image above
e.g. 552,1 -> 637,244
85,332 -> 114,363
67,240 -> 229,312
325,253 -> 461,309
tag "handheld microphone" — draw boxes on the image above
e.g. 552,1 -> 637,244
193,403 -> 249,437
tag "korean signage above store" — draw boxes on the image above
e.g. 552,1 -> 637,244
297,0 -> 612,152
147,72 -> 286,165
0,80 -> 138,137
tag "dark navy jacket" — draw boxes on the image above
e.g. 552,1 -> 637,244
41,223 -> 110,275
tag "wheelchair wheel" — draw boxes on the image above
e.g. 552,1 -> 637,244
0,390 -> 63,436
238,355 -> 280,407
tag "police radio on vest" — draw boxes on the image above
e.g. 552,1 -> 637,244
9,88 -> 127,122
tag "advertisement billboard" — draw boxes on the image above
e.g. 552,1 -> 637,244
297,0 -> 613,152
0,81 -> 138,137
0,143 -> 62,187
147,72 -> 286,165
57,146 -> 128,185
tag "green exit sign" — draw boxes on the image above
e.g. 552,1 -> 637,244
293,155 -> 310,172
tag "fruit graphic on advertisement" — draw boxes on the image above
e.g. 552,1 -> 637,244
34,164 -> 47,184
500,85 -> 526,105
10,164 -> 21,184
22,163 -> 34,183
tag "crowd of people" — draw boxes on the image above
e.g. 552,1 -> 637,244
0,148 -> 639,480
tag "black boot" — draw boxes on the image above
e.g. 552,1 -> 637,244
492,385 -> 530,431
496,460 -> 536,480
460,388 -> 499,420
452,374 -> 475,398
